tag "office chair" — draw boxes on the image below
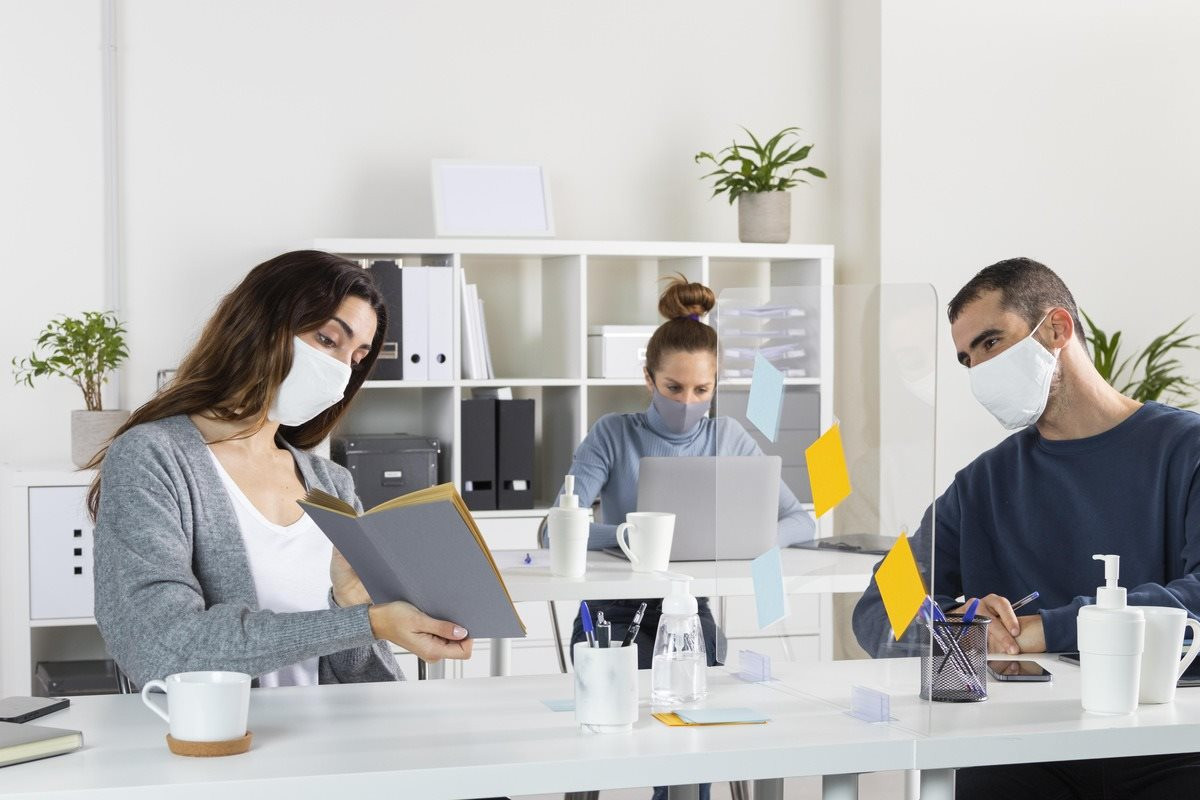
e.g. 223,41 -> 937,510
114,663 -> 135,695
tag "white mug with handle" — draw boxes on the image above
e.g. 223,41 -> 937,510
1138,607 -> 1200,704
615,511 -> 676,573
141,671 -> 252,742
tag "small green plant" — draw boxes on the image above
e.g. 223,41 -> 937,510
1082,310 -> 1199,408
12,311 -> 128,411
695,126 -> 827,204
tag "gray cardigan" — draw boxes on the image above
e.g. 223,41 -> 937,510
93,414 -> 401,687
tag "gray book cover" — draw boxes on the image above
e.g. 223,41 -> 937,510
303,501 -> 526,639
1,721 -> 82,769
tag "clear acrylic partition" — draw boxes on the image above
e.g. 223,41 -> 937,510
705,283 -> 942,735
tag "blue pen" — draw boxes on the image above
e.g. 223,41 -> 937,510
936,598 -> 979,675
580,601 -> 597,648
1010,591 -> 1039,612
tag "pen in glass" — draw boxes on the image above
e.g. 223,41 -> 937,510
597,611 -> 612,648
580,601 -> 597,647
622,602 -> 648,647
1010,591 -> 1040,613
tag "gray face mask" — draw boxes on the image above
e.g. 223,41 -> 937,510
651,386 -> 712,435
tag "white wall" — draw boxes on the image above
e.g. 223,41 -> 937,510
881,0 -> 1200,491
0,0 -> 106,463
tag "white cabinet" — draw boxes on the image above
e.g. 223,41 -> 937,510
28,487 -> 94,620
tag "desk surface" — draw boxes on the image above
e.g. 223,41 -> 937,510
500,548 -> 878,602
9,656 -> 1200,799
0,669 -> 912,800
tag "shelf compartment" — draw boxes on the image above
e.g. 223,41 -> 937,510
586,255 -> 704,327
335,386 -> 456,488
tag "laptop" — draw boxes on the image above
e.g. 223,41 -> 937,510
617,456 -> 782,562
795,533 -> 898,556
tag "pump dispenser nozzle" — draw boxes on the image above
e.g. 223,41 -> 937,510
1093,553 -> 1126,609
559,475 -> 579,509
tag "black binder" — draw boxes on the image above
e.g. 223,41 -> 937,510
497,399 -> 535,509
460,398 -> 497,510
367,260 -> 403,380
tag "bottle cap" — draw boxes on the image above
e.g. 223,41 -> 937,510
558,474 -> 579,509
1093,554 -> 1126,609
662,578 -> 698,615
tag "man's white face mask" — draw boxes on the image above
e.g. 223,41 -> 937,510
968,312 -> 1060,430
268,336 -> 352,427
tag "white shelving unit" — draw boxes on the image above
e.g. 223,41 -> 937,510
315,238 -> 835,546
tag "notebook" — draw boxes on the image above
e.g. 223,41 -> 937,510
300,483 -> 526,639
0,721 -> 82,769
795,533 -> 898,556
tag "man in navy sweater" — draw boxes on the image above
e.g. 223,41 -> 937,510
853,258 -> 1200,796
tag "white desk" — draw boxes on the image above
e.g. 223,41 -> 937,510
0,668 -> 913,800
771,654 -> 1200,800
490,549 -> 878,675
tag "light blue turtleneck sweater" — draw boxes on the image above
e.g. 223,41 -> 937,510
565,404 -> 816,550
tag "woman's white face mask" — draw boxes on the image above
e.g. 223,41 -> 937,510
269,336 -> 352,427
968,313 -> 1060,430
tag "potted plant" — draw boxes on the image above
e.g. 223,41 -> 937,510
12,311 -> 130,468
1083,311 -> 1199,407
695,126 -> 827,244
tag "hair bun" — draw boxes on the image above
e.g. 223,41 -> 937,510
658,274 -> 716,320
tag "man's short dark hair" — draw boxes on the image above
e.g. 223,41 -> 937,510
948,257 -> 1086,353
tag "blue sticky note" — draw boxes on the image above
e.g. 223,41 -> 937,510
677,708 -> 770,724
751,546 -> 787,629
746,353 -> 785,442
541,698 -> 574,712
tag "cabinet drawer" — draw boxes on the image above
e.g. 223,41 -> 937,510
29,487 -> 94,620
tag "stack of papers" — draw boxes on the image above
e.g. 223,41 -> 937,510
652,708 -> 770,726
460,271 -> 494,379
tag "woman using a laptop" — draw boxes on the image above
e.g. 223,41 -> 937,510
561,277 -> 815,666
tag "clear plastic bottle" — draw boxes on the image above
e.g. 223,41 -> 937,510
651,579 -> 708,706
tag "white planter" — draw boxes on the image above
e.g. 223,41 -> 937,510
737,191 -> 792,244
71,410 -> 130,468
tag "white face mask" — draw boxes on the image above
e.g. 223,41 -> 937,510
968,313 -> 1059,430
268,336 -> 352,427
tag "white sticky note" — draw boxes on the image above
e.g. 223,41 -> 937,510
746,353 -> 785,442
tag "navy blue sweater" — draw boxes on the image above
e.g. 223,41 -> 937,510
853,402 -> 1200,655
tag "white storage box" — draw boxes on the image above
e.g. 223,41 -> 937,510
588,325 -> 656,378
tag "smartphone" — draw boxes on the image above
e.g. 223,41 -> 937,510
987,659 -> 1052,682
0,696 -> 70,723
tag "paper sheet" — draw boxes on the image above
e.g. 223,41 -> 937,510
874,533 -> 927,641
751,547 -> 788,629
805,423 -> 852,517
746,353 -> 785,442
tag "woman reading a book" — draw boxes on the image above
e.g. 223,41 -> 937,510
87,251 -> 473,689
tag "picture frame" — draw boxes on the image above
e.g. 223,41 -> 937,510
431,160 -> 555,238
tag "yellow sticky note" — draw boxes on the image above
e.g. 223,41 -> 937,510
805,423 -> 852,517
874,534 -> 927,641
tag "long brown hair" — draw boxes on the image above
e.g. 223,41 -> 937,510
86,250 -> 387,520
644,274 -> 718,376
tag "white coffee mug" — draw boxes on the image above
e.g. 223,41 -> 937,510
141,671 -> 251,742
1138,607 -> 1200,704
615,511 -> 675,573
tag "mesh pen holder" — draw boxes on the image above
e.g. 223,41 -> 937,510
920,615 -> 990,702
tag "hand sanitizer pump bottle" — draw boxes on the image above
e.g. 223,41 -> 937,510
651,579 -> 708,706
1078,554 -> 1145,714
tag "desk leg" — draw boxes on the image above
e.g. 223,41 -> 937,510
666,786 -> 699,800
753,777 -> 784,800
822,773 -> 859,800
920,768 -> 955,800
490,636 -> 511,677
905,769 -> 920,800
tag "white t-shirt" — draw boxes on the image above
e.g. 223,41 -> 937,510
208,448 -> 333,688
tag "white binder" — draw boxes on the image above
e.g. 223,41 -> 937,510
401,266 -> 430,380
427,267 -> 454,380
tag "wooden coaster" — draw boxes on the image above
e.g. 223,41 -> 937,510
166,731 -> 252,757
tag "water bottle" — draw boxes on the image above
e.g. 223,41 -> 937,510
651,579 -> 707,706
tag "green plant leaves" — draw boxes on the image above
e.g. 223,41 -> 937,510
1083,310 -> 1199,408
10,311 -> 128,412
695,125 -> 826,202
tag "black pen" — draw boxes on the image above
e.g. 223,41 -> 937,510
621,602 -> 648,647
597,611 -> 611,648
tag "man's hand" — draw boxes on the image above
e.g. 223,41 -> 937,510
1015,614 -> 1046,653
368,601 -> 473,662
330,548 -> 372,608
956,594 -> 1022,654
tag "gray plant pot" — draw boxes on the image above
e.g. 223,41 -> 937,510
737,191 -> 792,244
71,409 -> 130,468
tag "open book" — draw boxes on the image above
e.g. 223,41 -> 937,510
300,483 -> 525,639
